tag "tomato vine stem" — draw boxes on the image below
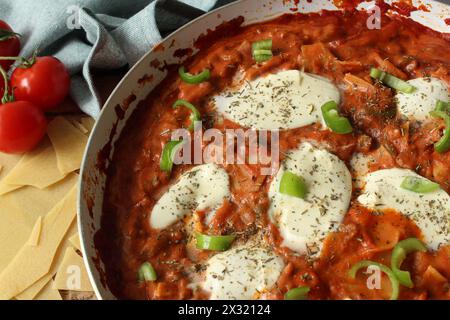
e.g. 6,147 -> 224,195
0,65 -> 13,104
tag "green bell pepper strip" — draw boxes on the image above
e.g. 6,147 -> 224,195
252,39 -> 273,63
160,140 -> 184,173
279,171 -> 307,199
369,68 -> 416,93
400,176 -> 440,193
178,66 -> 210,84
348,260 -> 400,300
137,262 -> 157,282
195,233 -> 236,251
391,238 -> 426,288
435,100 -> 450,112
430,110 -> 450,153
321,101 -> 353,134
284,286 -> 310,300
173,99 -> 201,131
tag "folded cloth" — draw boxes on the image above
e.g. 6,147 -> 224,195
0,0 -> 220,118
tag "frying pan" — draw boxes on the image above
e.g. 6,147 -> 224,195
78,0 -> 450,300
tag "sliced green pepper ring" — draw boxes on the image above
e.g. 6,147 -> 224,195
253,53 -> 273,63
321,101 -> 353,134
252,39 -> 272,51
370,68 -> 416,93
173,99 -> 201,131
137,262 -> 157,282
195,233 -> 236,251
348,260 -> 400,300
400,176 -> 440,193
279,171 -> 307,199
160,140 -> 184,173
253,49 -> 272,56
252,39 -> 273,63
178,66 -> 210,84
391,238 -> 426,288
284,286 -> 310,300
430,110 -> 450,153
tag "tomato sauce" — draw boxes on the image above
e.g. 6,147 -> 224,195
97,9 -> 450,300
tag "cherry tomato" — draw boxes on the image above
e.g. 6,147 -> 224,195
0,21 -> 21,72
0,101 -> 47,153
11,56 -> 70,110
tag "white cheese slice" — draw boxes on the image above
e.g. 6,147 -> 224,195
268,142 -> 352,256
357,168 -> 450,249
203,245 -> 284,300
150,163 -> 230,229
212,70 -> 340,130
396,77 -> 450,121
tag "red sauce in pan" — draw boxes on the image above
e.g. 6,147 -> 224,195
96,9 -> 450,300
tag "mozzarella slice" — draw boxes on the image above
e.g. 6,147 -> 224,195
396,77 -> 450,121
357,168 -> 450,249
203,245 -> 284,300
268,142 -> 352,256
212,70 -> 340,130
150,163 -> 230,229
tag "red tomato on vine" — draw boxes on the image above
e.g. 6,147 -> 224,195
0,101 -> 47,153
11,56 -> 71,110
